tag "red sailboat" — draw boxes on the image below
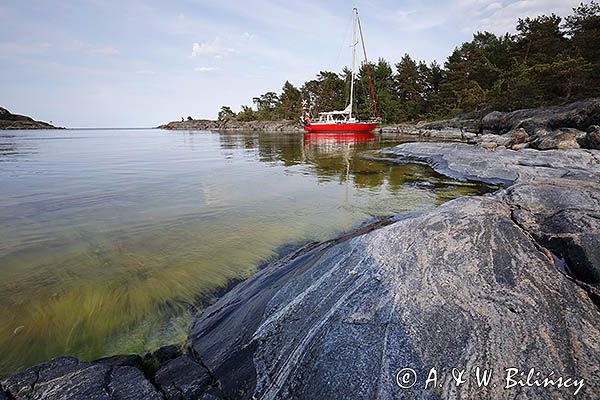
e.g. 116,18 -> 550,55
303,8 -> 380,133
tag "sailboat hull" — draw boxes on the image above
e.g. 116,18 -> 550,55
303,122 -> 378,133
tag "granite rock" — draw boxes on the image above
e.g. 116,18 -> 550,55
1,355 -> 163,400
158,119 -> 302,132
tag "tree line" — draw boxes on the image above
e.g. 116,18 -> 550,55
218,2 -> 600,123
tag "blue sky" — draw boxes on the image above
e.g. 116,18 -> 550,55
0,0 -> 582,127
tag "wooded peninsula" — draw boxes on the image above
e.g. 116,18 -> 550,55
217,2 -> 600,123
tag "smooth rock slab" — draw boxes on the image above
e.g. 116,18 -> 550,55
180,195 -> 600,399
390,142 -> 600,286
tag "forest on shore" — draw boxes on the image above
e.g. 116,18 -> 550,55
217,2 -> 599,124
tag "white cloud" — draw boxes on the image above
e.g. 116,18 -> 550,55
88,46 -> 119,56
241,32 -> 257,41
135,69 -> 156,75
486,2 -> 503,11
194,66 -> 219,73
191,38 -> 236,58
465,0 -> 581,33
385,9 -> 447,31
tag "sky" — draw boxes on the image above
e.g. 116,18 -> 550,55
0,0 -> 584,127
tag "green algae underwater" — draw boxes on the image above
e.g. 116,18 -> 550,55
0,129 -> 493,374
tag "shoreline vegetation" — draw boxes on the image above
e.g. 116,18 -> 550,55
159,97 -> 600,151
174,2 -> 599,127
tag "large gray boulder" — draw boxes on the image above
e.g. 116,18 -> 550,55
476,128 -> 529,149
577,125 -> 600,150
477,98 -> 600,150
529,128 -> 585,150
480,98 -> 600,136
390,142 -> 600,287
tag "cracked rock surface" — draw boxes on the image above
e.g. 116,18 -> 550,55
0,356 -> 163,400
2,143 -> 599,399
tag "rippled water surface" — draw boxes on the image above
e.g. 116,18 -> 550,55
0,129 -> 490,374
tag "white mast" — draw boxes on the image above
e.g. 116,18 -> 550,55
349,8 -> 357,121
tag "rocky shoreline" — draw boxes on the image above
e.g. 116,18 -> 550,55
159,99 -> 600,155
158,119 -> 303,132
0,107 -> 60,130
382,98 -> 600,152
2,140 -> 599,399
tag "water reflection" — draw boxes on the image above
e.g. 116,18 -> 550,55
303,132 -> 377,145
0,129 -> 492,375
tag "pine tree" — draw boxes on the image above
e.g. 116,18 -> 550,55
238,1 -> 599,122
217,106 -> 236,121
395,54 -> 426,120
276,81 -> 303,120
564,1 -> 600,96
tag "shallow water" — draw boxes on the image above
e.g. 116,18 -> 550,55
0,129 -> 490,374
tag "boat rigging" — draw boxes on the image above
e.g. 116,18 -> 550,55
303,8 -> 380,133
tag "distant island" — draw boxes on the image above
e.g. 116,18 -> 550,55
0,107 -> 60,130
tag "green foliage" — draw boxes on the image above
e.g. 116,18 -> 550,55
564,1 -> 600,96
394,54 -> 428,120
220,1 -> 599,122
217,106 -> 236,121
276,81 -> 303,120
515,14 -> 567,65
301,71 -> 346,114
236,105 -> 256,122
